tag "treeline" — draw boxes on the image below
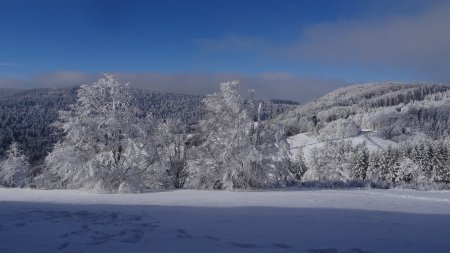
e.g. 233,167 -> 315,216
0,86 -> 294,164
293,139 -> 450,188
0,75 -> 295,192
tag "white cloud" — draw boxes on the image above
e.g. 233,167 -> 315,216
284,1 -> 450,80
191,2 -> 450,82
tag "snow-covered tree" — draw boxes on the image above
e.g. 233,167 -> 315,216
367,150 -> 383,181
198,81 -> 256,189
156,119 -> 190,188
350,142 -> 369,180
304,146 -> 329,181
396,157 -> 419,183
319,119 -> 360,141
303,140 -> 353,181
0,142 -> 29,187
431,142 -> 449,182
197,81 -> 288,189
383,146 -> 402,183
403,140 -> 450,183
290,148 -> 308,180
45,74 -> 158,192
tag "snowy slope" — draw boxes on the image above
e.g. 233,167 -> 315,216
286,133 -> 322,161
350,131 -> 397,151
286,133 -> 319,150
287,132 -> 396,161
1,188 -> 450,253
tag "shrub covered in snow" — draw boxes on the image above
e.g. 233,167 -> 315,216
0,142 -> 30,188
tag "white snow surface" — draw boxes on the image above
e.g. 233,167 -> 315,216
287,132 -> 396,162
1,188 -> 450,253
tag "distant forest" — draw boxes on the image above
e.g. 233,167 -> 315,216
280,83 -> 450,139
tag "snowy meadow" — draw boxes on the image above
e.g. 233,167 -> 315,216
1,188 -> 450,253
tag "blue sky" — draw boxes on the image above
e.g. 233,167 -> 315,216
1,0 -> 449,101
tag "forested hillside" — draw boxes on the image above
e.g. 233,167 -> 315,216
280,83 -> 450,139
0,86 -> 294,163
0,87 -> 78,163
282,82 -> 450,188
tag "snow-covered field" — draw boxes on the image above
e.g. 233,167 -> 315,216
1,188 -> 450,253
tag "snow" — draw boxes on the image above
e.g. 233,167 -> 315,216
350,132 -> 396,151
1,188 -> 450,253
287,133 -> 319,149
287,132 -> 396,160
287,133 -> 323,162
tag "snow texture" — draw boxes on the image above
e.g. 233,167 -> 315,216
288,132 -> 396,161
1,188 -> 450,253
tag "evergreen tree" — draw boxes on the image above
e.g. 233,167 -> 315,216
423,144 -> 434,179
397,157 -> 418,183
367,150 -> 382,181
290,148 -> 308,180
386,147 -> 402,183
378,147 -> 392,181
350,142 -> 369,180
432,142 -> 449,182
